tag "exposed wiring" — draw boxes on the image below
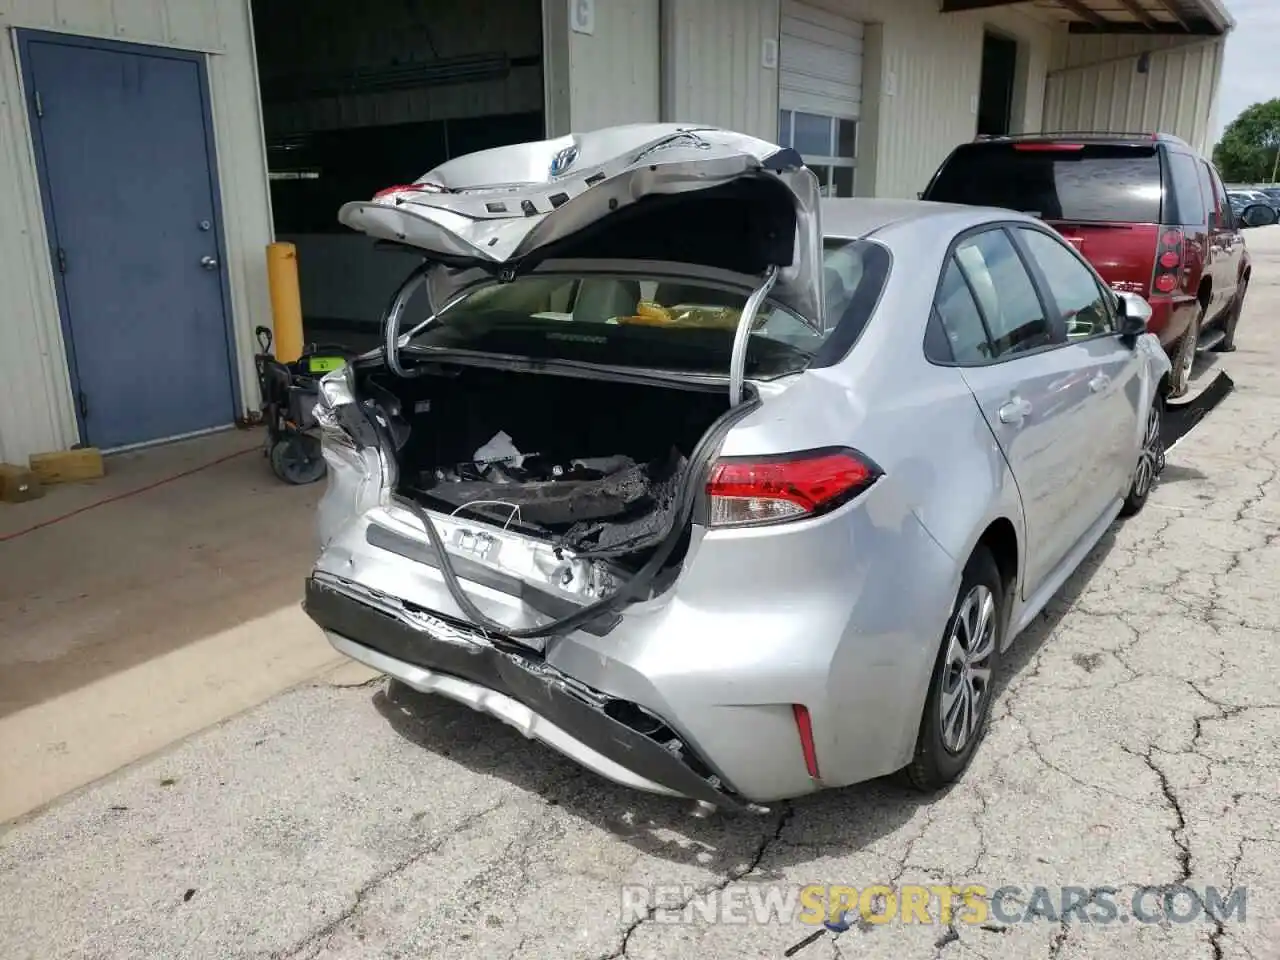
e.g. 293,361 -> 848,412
403,390 -> 760,640
450,498 -> 522,530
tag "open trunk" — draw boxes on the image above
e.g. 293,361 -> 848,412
364,363 -> 732,564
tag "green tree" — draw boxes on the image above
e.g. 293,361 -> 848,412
1213,98 -> 1280,183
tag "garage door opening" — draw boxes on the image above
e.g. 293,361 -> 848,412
977,32 -> 1017,138
251,0 -> 545,348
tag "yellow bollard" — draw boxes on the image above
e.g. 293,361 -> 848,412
265,241 -> 304,363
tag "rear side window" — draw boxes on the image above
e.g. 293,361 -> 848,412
926,143 -> 1163,223
953,229 -> 1052,357
934,259 -> 992,363
1165,152 -> 1207,226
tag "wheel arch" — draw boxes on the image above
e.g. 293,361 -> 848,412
975,517 -> 1018,611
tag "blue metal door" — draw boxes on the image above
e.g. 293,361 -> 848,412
20,33 -> 237,450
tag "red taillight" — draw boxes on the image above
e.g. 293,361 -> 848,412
792,704 -> 820,779
1013,143 -> 1085,152
705,447 -> 881,528
1150,226 -> 1185,298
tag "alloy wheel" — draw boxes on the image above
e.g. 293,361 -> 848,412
939,584 -> 998,754
1132,402 -> 1163,500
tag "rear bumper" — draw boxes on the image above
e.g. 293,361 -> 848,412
303,573 -> 747,810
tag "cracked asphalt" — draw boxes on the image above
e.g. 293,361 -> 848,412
4,233 -> 1280,960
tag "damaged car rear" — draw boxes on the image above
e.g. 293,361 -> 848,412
303,124 -> 1168,809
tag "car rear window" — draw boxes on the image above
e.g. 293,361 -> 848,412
404,240 -> 891,380
925,143 -> 1164,224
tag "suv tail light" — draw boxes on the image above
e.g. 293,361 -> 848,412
705,447 -> 882,528
1151,228 -> 1185,295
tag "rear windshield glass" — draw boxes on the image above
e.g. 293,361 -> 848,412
926,143 -> 1163,223
403,240 -> 890,379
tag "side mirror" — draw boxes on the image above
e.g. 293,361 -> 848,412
1242,203 -> 1278,228
1113,290 -> 1152,341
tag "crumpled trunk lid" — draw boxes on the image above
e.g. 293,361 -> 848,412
337,124 -> 825,331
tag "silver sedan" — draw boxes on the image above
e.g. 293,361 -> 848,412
305,125 -> 1172,809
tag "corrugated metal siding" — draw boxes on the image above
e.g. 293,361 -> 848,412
567,0 -> 659,131
255,0 -> 544,136
656,0 -> 1054,198
1043,36 -> 1224,155
0,0 -> 273,462
660,0 -> 780,140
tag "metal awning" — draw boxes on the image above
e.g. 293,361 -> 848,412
940,0 -> 1234,36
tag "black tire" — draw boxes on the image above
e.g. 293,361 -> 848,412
1168,306 -> 1202,398
1120,395 -> 1165,517
270,434 -> 326,485
905,547 -> 1004,792
1217,279 -> 1248,352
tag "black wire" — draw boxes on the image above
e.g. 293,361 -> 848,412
402,392 -> 759,641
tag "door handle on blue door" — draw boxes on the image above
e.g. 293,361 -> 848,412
200,255 -> 219,270
998,397 -> 1032,425
1089,373 -> 1111,393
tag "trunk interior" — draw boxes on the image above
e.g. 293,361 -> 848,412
362,363 -> 731,561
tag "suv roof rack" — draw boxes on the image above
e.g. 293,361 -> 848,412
974,131 -> 1190,147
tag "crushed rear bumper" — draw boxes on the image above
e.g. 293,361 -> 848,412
303,573 -> 746,810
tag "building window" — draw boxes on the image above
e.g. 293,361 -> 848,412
779,109 -> 857,197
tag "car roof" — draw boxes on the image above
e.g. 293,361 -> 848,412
821,197 -> 1030,241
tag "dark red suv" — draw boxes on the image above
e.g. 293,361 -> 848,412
922,132 -> 1251,396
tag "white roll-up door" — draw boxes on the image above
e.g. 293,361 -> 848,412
777,0 -> 863,197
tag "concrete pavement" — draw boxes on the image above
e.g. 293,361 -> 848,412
0,429 -> 352,822
3,230 -> 1280,959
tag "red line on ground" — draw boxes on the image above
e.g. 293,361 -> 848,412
0,445 -> 260,544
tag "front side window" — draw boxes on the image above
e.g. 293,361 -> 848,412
1017,229 -> 1116,340
953,229 -> 1053,358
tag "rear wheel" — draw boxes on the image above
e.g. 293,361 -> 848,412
1169,306 -> 1202,398
905,547 -> 1004,792
1120,395 -> 1164,517
1217,278 -> 1248,352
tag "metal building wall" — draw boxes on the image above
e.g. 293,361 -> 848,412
660,0 -> 781,139
1043,35 -> 1225,155
567,0 -> 660,132
0,0 -> 273,463
654,0 -> 1054,200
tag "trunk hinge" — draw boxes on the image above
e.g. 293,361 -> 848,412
727,265 -> 779,407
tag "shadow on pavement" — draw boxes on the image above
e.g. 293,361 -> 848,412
372,678 -> 937,876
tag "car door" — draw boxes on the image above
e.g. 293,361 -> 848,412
934,226 -> 1098,598
1013,226 -> 1142,512
1202,161 -> 1242,319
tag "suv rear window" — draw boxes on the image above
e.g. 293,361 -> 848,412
925,143 -> 1164,224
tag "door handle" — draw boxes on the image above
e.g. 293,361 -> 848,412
200,255 -> 219,270
1089,373 -> 1111,393
998,397 -> 1032,425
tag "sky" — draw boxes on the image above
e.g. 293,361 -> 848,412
1212,0 -> 1280,143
